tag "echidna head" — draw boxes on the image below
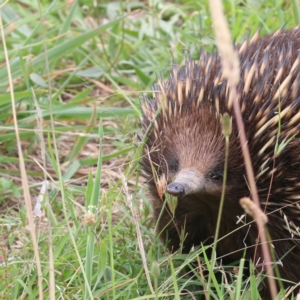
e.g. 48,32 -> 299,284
159,110 -> 226,198
141,88 -> 243,205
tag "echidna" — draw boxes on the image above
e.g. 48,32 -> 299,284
140,27 -> 300,294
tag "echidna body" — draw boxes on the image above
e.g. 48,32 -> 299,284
140,27 -> 300,291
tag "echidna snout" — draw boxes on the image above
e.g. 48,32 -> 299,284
166,182 -> 184,196
166,168 -> 207,197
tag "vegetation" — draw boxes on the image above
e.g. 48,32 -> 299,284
0,0 -> 299,299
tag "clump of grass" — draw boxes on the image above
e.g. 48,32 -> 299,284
0,0 -> 299,299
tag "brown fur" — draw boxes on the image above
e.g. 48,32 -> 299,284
140,27 -> 300,296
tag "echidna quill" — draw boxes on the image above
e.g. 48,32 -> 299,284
140,27 -> 300,295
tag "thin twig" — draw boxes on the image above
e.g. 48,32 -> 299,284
121,173 -> 155,294
208,0 -> 278,298
0,7 -> 44,300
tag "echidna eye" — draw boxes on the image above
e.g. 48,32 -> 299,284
168,158 -> 179,173
210,171 -> 223,182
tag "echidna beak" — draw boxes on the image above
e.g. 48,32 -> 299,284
166,169 -> 205,197
166,182 -> 185,196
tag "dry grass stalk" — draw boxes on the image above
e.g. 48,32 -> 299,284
208,0 -> 278,297
122,173 -> 155,294
0,10 -> 44,300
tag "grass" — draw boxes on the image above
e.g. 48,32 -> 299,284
0,0 -> 299,299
